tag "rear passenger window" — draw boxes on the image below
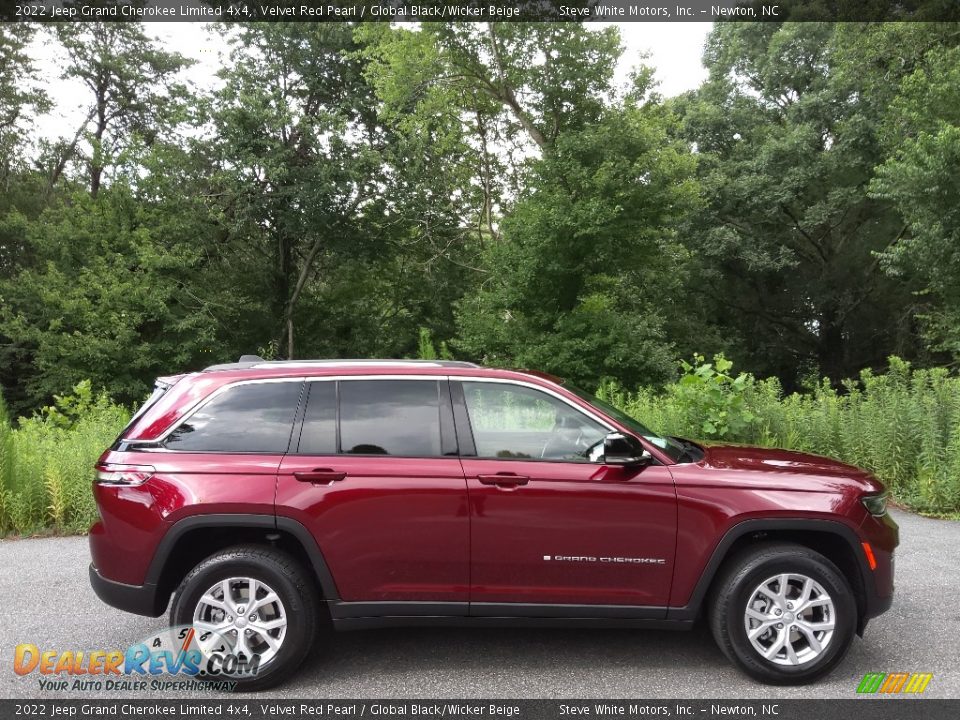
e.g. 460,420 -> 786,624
165,382 -> 301,453
339,380 -> 441,456
299,381 -> 337,454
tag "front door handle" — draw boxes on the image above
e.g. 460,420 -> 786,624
477,473 -> 530,487
294,468 -> 347,484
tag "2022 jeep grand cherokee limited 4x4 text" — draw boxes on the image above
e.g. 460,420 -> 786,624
89,358 -> 897,689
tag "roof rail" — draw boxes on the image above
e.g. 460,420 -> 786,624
202,358 -> 479,372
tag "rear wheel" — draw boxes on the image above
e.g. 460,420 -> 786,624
170,545 -> 318,691
709,543 -> 857,684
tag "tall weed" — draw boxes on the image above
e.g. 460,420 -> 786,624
0,381 -> 128,535
601,355 -> 960,514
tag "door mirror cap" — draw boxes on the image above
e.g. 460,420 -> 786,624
602,432 -> 652,466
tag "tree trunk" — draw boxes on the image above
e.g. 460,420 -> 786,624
275,229 -> 292,357
485,24 -> 548,151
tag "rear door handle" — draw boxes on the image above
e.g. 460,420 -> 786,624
294,468 -> 347,484
477,473 -> 529,487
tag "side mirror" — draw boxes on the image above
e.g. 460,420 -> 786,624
603,432 -> 652,466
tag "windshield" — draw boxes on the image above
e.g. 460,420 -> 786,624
566,385 -> 689,462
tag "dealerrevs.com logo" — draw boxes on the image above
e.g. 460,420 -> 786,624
13,626 -> 259,692
856,672 -> 933,694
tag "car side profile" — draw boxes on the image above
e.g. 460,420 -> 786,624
89,358 -> 898,689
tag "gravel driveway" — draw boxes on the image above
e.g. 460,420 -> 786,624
0,508 -> 955,699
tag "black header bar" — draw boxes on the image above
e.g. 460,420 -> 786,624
4,0 -> 960,23
0,700 -> 957,719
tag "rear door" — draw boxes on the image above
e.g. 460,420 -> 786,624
455,379 -> 677,613
276,377 -> 469,608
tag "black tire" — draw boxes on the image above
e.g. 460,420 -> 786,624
170,545 -> 319,691
708,543 -> 857,685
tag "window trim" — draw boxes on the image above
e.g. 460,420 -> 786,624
292,379 -> 339,456
453,379 -> 614,463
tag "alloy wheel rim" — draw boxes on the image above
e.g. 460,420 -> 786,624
193,577 -> 288,667
743,573 -> 835,666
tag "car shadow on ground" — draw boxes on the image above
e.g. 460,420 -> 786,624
281,624 -> 730,694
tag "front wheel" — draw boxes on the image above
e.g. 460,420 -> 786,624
709,543 -> 857,684
170,545 -> 319,691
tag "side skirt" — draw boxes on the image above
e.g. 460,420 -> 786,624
327,601 -> 692,631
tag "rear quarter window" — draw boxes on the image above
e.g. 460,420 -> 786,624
164,381 -> 302,453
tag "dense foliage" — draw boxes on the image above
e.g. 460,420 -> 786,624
2,21 -> 960,414
0,382 -> 128,535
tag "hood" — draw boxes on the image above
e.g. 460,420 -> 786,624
694,442 -> 884,494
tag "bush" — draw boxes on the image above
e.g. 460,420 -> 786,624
0,381 -> 128,535
601,355 -> 960,514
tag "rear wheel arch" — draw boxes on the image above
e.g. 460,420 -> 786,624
147,514 -> 340,611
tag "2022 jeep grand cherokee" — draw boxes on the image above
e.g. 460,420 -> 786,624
89,358 -> 897,689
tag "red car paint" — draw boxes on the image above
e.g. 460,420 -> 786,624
89,361 -> 897,626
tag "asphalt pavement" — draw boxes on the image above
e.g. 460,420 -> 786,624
0,508 -> 956,699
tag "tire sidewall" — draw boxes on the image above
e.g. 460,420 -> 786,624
724,552 -> 856,683
171,554 -> 315,690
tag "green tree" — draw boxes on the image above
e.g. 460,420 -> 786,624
0,24 -> 50,268
0,184 -> 220,410
205,23 -> 388,359
0,25 -> 48,192
868,32 -> 960,355
364,23 -> 698,386
49,23 -> 191,195
456,91 -> 698,388
201,23 -> 479,361
675,22 -> 928,386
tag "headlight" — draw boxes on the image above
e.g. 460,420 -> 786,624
861,493 -> 888,516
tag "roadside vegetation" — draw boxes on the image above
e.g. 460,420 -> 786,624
600,355 -> 960,516
0,382 -> 128,536
1,356 -> 958,537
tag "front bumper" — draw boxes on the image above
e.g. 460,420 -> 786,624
89,564 -> 165,617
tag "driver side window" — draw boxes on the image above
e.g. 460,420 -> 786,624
462,382 -> 606,461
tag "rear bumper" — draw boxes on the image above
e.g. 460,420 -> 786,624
89,564 -> 165,617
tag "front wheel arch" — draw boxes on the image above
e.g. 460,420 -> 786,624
669,519 -> 869,625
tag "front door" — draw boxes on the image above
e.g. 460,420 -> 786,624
455,380 -> 677,613
276,378 -> 469,607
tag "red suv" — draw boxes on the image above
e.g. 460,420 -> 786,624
90,358 -> 897,689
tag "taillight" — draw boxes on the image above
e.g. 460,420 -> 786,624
94,464 -> 155,486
